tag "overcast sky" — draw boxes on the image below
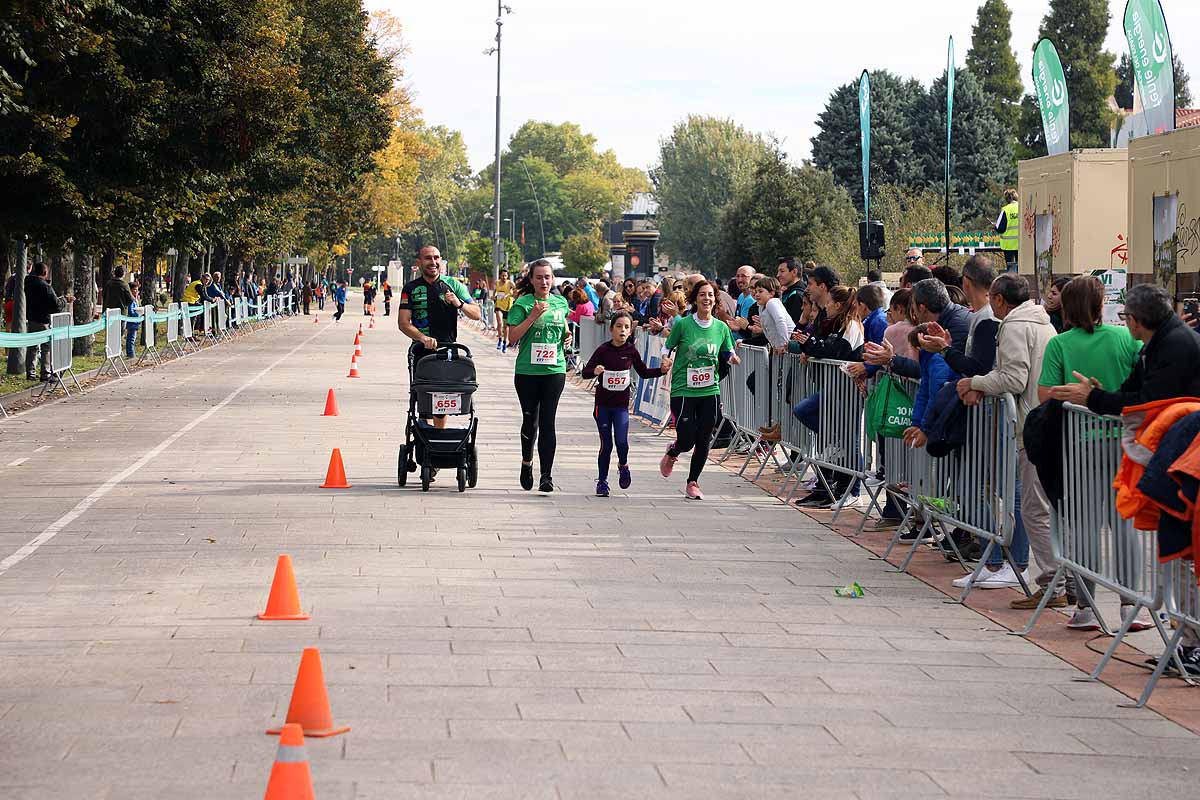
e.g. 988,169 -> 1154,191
369,0 -> 1200,173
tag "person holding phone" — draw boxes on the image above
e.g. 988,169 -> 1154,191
508,259 -> 571,492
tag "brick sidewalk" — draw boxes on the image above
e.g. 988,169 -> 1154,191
0,311 -> 1197,798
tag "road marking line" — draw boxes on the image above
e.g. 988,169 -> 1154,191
79,427 -> 92,432
6,458 -> 28,467
0,323 -> 326,578
34,446 -> 51,453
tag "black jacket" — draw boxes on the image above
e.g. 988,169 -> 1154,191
102,277 -> 135,314
24,275 -> 65,325
1086,315 -> 1200,415
891,303 -> 971,380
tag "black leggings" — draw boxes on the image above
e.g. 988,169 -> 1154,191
669,395 -> 719,483
514,373 -> 566,476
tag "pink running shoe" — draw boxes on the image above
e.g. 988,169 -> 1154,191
659,448 -> 678,478
686,481 -> 704,500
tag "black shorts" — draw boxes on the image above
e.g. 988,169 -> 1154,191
496,309 -> 507,320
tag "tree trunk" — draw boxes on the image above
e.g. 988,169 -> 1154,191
0,233 -> 10,330
213,240 -> 229,277
6,238 -> 28,374
139,245 -> 158,306
72,250 -> 95,356
99,246 -> 114,292
172,250 -> 191,304
50,248 -> 69,295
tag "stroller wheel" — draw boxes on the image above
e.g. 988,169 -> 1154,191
420,465 -> 431,492
466,445 -> 479,488
397,446 -> 408,487
457,466 -> 467,493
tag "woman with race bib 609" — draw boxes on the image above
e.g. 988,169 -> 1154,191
659,279 -> 739,499
507,259 -> 572,493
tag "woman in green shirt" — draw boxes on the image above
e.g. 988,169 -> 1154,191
659,279 -> 740,500
507,259 -> 572,492
1036,275 -> 1144,632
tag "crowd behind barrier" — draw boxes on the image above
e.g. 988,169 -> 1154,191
460,267 -> 1200,706
719,345 -> 1198,706
0,292 -> 297,416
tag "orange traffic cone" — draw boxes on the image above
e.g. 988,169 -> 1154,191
354,341 -> 362,358
353,331 -> 361,346
313,313 -> 319,324
368,317 -> 375,330
267,648 -> 350,738
320,448 -> 351,489
258,555 -> 310,621
264,723 -> 316,800
321,388 -> 339,417
346,355 -> 360,378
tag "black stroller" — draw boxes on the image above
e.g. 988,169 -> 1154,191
397,343 -> 480,492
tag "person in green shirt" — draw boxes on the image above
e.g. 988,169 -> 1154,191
1037,276 -> 1141,403
507,259 -> 572,493
659,278 -> 740,500
1036,274 -> 1146,632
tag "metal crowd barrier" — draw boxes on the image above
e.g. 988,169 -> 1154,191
719,345 -> 771,469
575,317 -> 607,369
98,306 -> 129,377
1015,404 -> 1174,689
631,330 -> 670,427
1141,557 -> 1200,705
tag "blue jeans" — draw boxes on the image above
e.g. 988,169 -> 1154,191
124,322 -> 139,358
792,394 -> 820,432
987,477 -> 1030,568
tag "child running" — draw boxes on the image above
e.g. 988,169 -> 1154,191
581,312 -> 673,497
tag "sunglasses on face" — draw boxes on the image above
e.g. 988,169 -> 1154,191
905,256 -> 921,262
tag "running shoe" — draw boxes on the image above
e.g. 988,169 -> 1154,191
685,481 -> 704,500
618,464 -> 632,490
501,341 -> 508,353
520,463 -> 534,491
538,474 -> 554,493
1121,604 -> 1154,632
659,448 -> 677,478
1066,606 -> 1102,631
496,340 -> 501,350
596,479 -> 610,497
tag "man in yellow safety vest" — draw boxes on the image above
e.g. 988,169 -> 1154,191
995,188 -> 1019,272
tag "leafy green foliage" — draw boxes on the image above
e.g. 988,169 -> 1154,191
966,0 -> 1022,139
651,115 -> 772,274
811,70 -> 926,213
560,232 -> 608,277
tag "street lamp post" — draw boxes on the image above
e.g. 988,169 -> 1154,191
484,3 -> 513,287
506,209 -> 516,243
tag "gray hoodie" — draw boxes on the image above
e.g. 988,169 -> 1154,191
969,300 -> 1056,437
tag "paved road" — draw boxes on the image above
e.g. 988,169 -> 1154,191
1,309 -> 1198,799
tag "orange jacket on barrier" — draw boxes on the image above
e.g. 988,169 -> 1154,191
1114,398 -> 1200,530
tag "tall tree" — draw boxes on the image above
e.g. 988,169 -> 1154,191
718,150 -> 858,275
1115,52 -> 1192,111
1019,0 -> 1117,152
915,68 -> 1016,224
651,115 -> 771,274
966,0 -> 1022,140
811,70 -> 926,213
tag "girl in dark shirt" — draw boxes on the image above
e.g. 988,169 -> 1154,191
581,312 -> 672,497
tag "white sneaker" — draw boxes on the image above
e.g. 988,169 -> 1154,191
975,563 -> 1022,589
952,570 -> 989,588
1066,606 -> 1102,630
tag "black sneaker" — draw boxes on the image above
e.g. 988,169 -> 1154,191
538,474 -> 554,493
899,526 -> 922,541
1145,645 -> 1200,677
520,463 -> 534,491
795,492 -> 831,507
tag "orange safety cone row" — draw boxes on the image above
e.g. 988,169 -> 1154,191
267,647 -> 350,738
320,448 -> 351,488
321,388 -> 339,417
368,317 -> 375,329
258,555 -> 310,621
264,723 -> 316,800
353,331 -> 361,346
346,355 -> 360,379
354,341 -> 362,358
